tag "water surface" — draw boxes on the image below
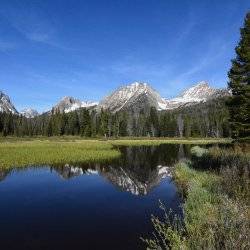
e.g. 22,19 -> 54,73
0,144 -> 191,250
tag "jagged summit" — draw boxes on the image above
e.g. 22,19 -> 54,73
162,81 -> 229,110
1,81 -> 229,115
0,90 -> 18,114
20,108 -> 39,118
179,81 -> 215,101
52,96 -> 98,113
98,80 -> 228,113
99,81 -> 166,113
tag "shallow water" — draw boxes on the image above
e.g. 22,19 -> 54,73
0,144 -> 192,250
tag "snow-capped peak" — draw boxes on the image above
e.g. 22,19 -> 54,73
160,81 -> 228,110
20,108 -> 39,118
99,81 -> 163,112
180,81 -> 216,101
52,96 -> 98,113
129,81 -> 148,90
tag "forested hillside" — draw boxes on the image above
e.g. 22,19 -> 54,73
0,97 -> 230,138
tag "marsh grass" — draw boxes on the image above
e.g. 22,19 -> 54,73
110,138 -> 231,146
0,140 -> 121,169
143,145 -> 250,249
0,137 -> 230,169
192,144 -> 250,202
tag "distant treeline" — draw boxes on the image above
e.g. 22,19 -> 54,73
0,98 -> 230,138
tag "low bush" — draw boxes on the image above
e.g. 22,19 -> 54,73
143,145 -> 250,249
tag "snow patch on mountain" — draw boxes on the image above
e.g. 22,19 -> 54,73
65,100 -> 99,113
20,108 -> 39,118
52,96 -> 98,113
160,81 -> 229,110
99,81 -> 166,112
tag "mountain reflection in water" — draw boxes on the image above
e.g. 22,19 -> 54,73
44,144 -> 189,195
0,145 -> 191,196
0,144 -> 192,250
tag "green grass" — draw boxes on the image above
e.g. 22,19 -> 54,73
143,145 -> 250,249
0,140 -> 121,169
0,137 -> 232,169
110,138 -> 231,146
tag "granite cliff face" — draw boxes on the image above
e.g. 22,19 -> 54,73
0,91 -> 18,114
51,96 -> 98,114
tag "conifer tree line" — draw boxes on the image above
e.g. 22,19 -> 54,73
226,12 -> 250,139
0,98 -> 230,138
0,11 -> 249,139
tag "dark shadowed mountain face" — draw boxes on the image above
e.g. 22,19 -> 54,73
0,91 -> 18,114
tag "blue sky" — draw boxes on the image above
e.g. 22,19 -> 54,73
0,0 -> 249,112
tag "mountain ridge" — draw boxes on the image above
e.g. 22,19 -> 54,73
0,81 -> 230,116
20,108 -> 39,118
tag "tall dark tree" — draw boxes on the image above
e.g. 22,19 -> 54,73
227,12 -> 250,139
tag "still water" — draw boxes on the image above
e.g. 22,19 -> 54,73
0,144 -> 192,250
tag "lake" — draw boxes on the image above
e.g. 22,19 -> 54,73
0,144 -> 193,250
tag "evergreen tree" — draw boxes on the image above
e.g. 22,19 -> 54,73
149,107 -> 159,137
99,109 -> 109,137
227,12 -> 250,139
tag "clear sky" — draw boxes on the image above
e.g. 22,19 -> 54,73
0,0 -> 249,112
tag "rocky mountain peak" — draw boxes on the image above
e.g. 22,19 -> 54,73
162,81 -> 229,110
20,108 -> 39,118
180,81 -> 216,101
1,80 -> 229,115
52,96 -> 98,114
61,96 -> 77,104
0,90 -> 18,114
99,81 -> 164,113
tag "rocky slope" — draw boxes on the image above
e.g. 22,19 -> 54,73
1,81 -> 229,115
99,164 -> 171,195
0,91 -> 18,114
98,82 -> 166,113
20,108 -> 39,118
162,81 -> 229,110
98,81 -> 229,113
52,96 -> 98,114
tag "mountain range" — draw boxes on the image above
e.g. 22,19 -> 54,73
0,81 -> 229,117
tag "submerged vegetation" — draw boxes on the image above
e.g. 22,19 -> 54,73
143,145 -> 250,249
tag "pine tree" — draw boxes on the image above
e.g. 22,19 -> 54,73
227,12 -> 250,139
99,109 -> 109,137
149,107 -> 159,137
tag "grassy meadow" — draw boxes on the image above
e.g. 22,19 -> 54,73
0,137 -> 231,169
0,140 -> 121,169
